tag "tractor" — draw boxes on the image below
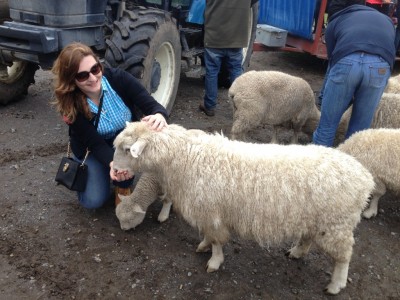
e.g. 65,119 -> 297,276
0,0 -> 259,113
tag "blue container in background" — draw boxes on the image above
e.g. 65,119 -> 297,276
258,0 -> 316,40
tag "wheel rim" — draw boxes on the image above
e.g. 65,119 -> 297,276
151,41 -> 176,108
0,61 -> 27,84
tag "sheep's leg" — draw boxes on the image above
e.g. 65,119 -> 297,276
362,194 -> 380,219
287,236 -> 312,258
157,200 -> 172,223
314,229 -> 354,295
206,243 -> 224,273
196,236 -> 212,253
270,126 -> 278,143
230,119 -> 246,141
290,130 -> 299,144
231,128 -> 246,141
325,261 -> 349,295
363,181 -> 385,219
291,120 -> 305,144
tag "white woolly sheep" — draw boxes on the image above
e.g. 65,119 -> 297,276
116,172 -> 172,230
113,122 -> 374,295
338,128 -> 400,219
384,74 -> 400,94
229,70 -> 317,143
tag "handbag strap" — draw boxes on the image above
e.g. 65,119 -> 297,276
67,141 -> 89,166
66,92 -> 104,163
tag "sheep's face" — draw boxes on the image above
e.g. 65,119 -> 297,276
115,198 -> 146,230
113,142 -> 138,177
113,122 -> 151,175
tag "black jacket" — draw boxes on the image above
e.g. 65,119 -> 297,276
69,67 -> 168,166
325,4 -> 395,69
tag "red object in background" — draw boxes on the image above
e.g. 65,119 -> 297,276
254,0 -> 328,59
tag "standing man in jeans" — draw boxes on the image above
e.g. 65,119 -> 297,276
313,0 -> 395,147
199,0 -> 255,117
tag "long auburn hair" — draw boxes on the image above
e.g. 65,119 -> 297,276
51,42 -> 103,123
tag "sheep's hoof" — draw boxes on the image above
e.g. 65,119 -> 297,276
196,245 -> 211,253
362,208 -> 377,219
286,246 -> 304,259
206,263 -> 219,273
157,213 -> 169,223
206,256 -> 223,273
196,240 -> 211,253
324,282 -> 345,295
285,249 -> 300,259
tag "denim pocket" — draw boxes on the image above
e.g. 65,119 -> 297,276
330,61 -> 352,84
369,64 -> 390,88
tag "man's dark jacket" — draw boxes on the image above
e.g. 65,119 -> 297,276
325,4 -> 395,69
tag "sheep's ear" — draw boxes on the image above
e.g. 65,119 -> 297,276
133,204 -> 146,214
130,139 -> 147,158
125,121 -> 130,127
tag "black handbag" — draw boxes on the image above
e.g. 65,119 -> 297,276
55,94 -> 103,192
55,143 -> 89,192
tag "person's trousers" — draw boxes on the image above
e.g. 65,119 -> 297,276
203,47 -> 243,110
313,52 -> 390,147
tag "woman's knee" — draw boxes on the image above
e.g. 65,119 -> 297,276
78,184 -> 111,209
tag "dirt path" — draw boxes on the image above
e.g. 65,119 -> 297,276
0,51 -> 399,299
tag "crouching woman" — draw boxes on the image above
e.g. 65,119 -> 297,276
52,42 -> 168,209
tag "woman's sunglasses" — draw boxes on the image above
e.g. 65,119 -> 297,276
75,62 -> 102,82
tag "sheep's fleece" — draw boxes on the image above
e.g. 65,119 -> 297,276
385,74 -> 400,94
338,128 -> 400,219
113,122 -> 374,295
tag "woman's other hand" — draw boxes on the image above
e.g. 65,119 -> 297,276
109,161 -> 134,181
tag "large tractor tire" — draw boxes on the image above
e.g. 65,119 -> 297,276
218,2 -> 259,88
105,8 -> 181,115
0,61 -> 38,105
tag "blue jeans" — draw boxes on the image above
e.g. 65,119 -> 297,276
74,154 -> 133,209
313,52 -> 390,147
316,64 -> 330,108
204,48 -> 243,110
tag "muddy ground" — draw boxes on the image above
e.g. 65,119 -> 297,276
0,51 -> 399,300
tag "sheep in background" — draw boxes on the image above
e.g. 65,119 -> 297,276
229,70 -> 317,144
367,92 -> 400,128
113,122 -> 374,295
338,128 -> 400,219
384,74 -> 400,94
116,172 -> 171,230
298,92 -> 400,144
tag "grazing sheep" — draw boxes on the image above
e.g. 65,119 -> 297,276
384,74 -> 400,94
338,128 -> 400,219
113,122 -> 374,295
229,70 -> 317,143
116,172 -> 172,230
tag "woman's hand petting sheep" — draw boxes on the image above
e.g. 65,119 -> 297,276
109,161 -> 134,182
141,113 -> 168,131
